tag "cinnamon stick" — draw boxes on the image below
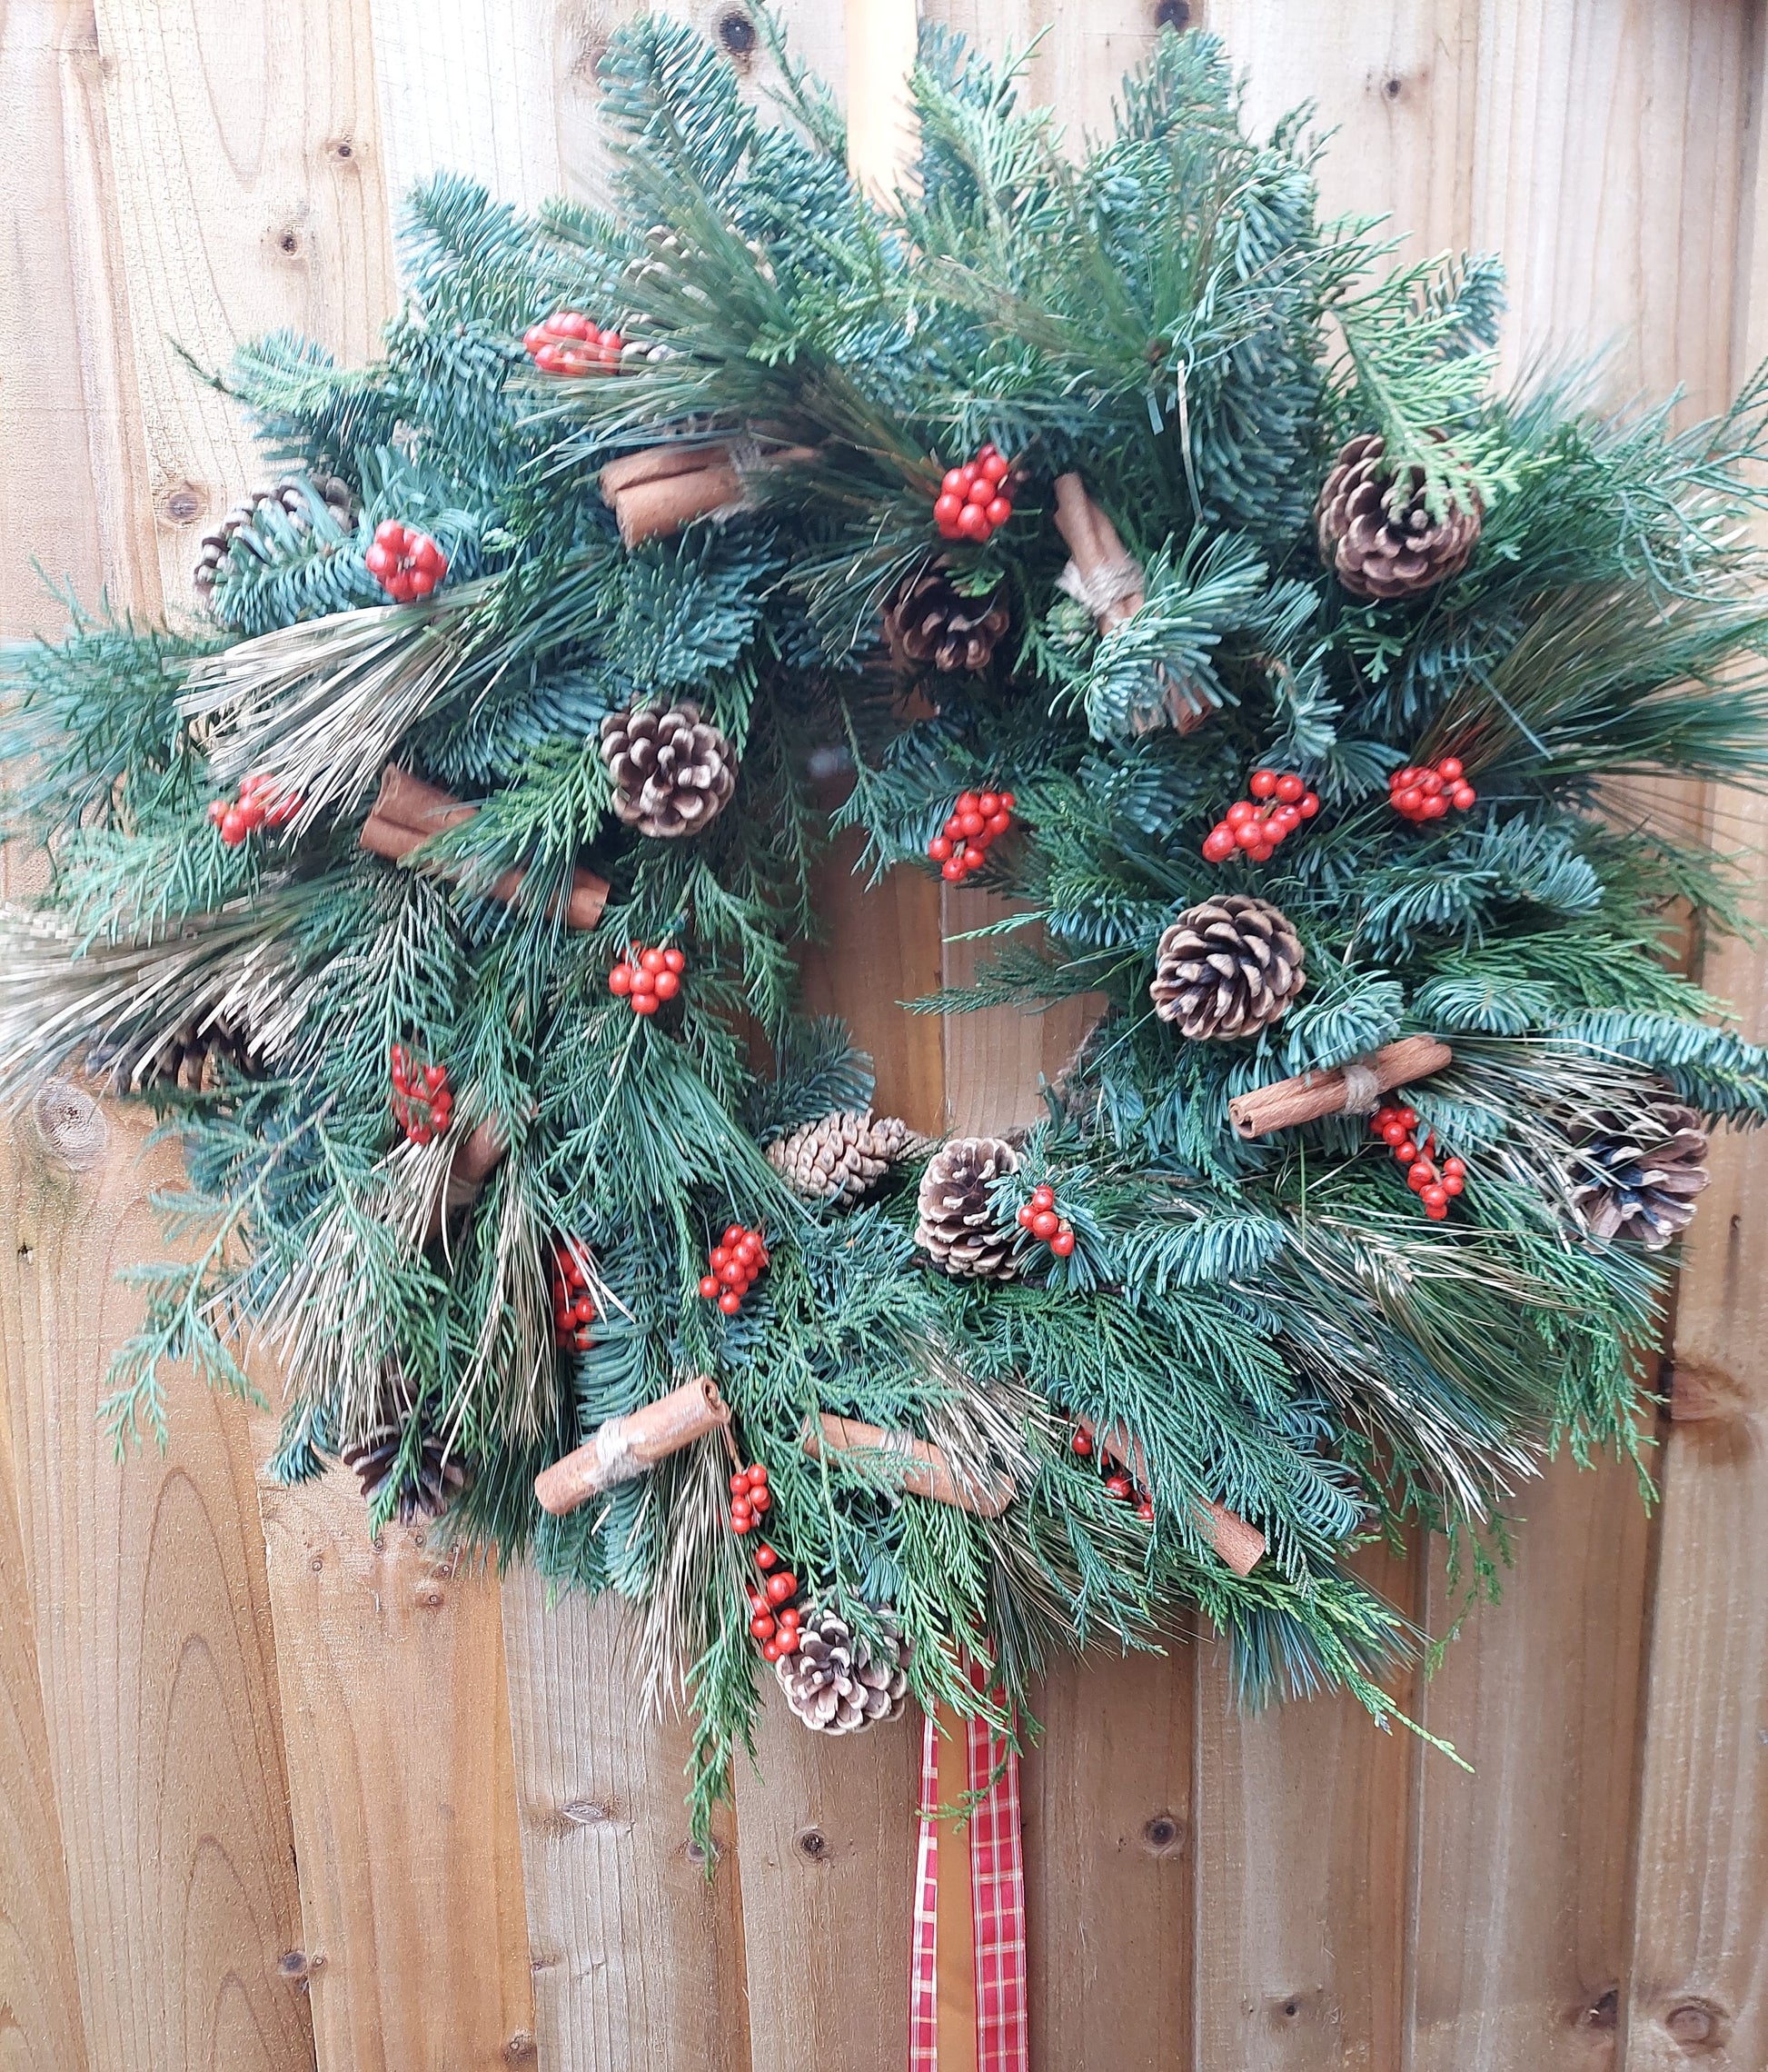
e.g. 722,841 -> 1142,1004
598,442 -> 820,548
1052,472 -> 1207,733
533,1375 -> 731,1515
359,767 -> 609,931
1082,1419 -> 1266,1577
1227,1034 -> 1454,1141
800,1412 -> 1016,1519
422,1117 -> 510,1243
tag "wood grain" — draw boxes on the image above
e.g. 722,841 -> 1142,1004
500,1579 -> 750,2072
93,0 -> 394,611
258,1466 -> 534,2070
0,1096 -> 309,2072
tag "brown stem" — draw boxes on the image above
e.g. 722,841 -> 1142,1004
1227,1034 -> 1455,1141
533,1376 -> 731,1515
800,1412 -> 1015,1519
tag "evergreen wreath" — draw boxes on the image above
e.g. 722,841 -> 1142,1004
7,16 -> 1768,1838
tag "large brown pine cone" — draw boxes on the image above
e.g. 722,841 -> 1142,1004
599,701 -> 737,838
340,1371 -> 469,1524
1570,1098 -> 1710,1250
883,567 -> 1010,674
775,1606 -> 910,1734
1150,896 -> 1306,1040
915,1135 -> 1019,1279
193,475 -> 353,600
766,1111 -> 930,1204
88,1014 -> 251,1095
1315,433 -> 1482,601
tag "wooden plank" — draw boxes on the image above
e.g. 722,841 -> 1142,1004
1022,1647 -> 1195,2071
0,1093 -> 310,2072
1409,1459 -> 1651,2070
257,1467 -> 534,2069
730,1683 -> 925,2067
92,0 -> 395,610
1619,15 -> 1768,2057
1192,1542 -> 1420,2072
498,1580 -> 750,2072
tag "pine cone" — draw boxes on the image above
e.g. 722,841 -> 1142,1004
883,567 -> 1010,674
1315,433 -> 1482,601
1150,896 -> 1306,1040
193,475 -> 353,600
775,1606 -> 910,1734
1571,1098 -> 1710,1250
766,1111 -> 930,1203
340,1372 -> 469,1524
599,701 -> 737,838
915,1135 -> 1019,1279
88,1015 -> 250,1094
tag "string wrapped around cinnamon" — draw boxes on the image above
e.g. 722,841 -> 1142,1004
1052,471 -> 1207,734
599,441 -> 819,549
1227,1034 -> 1454,1141
1078,1419 -> 1266,1577
359,765 -> 610,930
533,1375 -> 731,1515
800,1412 -> 1016,1519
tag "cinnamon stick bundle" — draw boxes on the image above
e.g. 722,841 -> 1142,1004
598,442 -> 821,549
533,1375 -> 731,1516
1081,1420 -> 1266,1577
1227,1034 -> 1454,1141
359,765 -> 610,931
1052,472 -> 1207,733
800,1412 -> 1016,1519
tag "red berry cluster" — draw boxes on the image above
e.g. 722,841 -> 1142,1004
700,1222 -> 770,1316
608,944 -> 685,1015
1369,1102 -> 1467,1221
365,520 -> 447,603
550,1240 -> 597,1351
928,788 -> 1016,882
1069,1420 -> 1154,1521
1201,770 -> 1320,863
522,310 -> 623,374
207,769 -> 303,846
1016,1181 -> 1077,1258
1389,755 -> 1475,823
389,1044 -> 452,1146
932,443 -> 1014,543
730,1465 -> 804,1661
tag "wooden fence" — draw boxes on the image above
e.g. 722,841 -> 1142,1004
2,3 -> 1764,2067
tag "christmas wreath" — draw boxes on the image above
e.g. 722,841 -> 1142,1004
7,17 -> 1768,1839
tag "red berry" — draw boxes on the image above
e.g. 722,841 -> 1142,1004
1250,843 -> 1275,862
1441,1171 -> 1465,1196
663,947 -> 686,973
941,470 -> 968,497
730,1472 -> 750,1494
1249,769 -> 1278,799
1105,1472 -> 1133,1500
1226,800 -> 1256,826
1070,1429 -> 1094,1458
652,969 -> 680,1001
765,1572 -> 796,1605
718,1289 -> 740,1314
957,503 -> 991,541
1452,783 -> 1476,810
1235,822 -> 1265,851
1299,792 -> 1320,817
1436,757 -> 1464,782
1418,771 -> 1444,795
1393,1140 -> 1418,1164
754,1543 -> 778,1570
1421,1184 -> 1449,1211
1135,1499 -> 1155,1521
1396,1109 -> 1417,1129
1422,793 -> 1450,819
1050,1227 -> 1076,1257
724,1224 -> 747,1247
1425,1202 -> 1448,1220
777,1604 -> 799,1629
933,493 -> 964,529
748,1463 -> 769,1487
1380,1121 -> 1408,1146
1018,1206 -> 1036,1230
940,857 -> 964,882
958,811 -> 986,839
731,1504 -> 753,1533
1396,788 -> 1425,818
640,947 -> 665,974
1202,829 -> 1237,862
974,792 -> 998,818
929,836 -> 953,862
1031,1185 -> 1056,1210
1030,1209 -> 1060,1240
984,811 -> 1011,838
984,495 -> 1012,529
966,476 -> 993,507
750,1613 -> 776,1640
720,1260 -> 745,1288
749,1486 -> 770,1514
1407,1163 -> 1433,1192
979,451 -> 1010,483
1442,1156 -> 1465,1176
220,808 -> 247,844
1275,773 -> 1305,803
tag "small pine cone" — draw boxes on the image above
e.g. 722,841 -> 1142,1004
915,1135 -> 1019,1279
90,1015 -> 251,1094
1571,1098 -> 1710,1250
1150,895 -> 1306,1041
1315,433 -> 1482,601
599,701 -> 738,838
340,1371 -> 469,1523
883,567 -> 1010,674
193,475 -> 353,599
766,1111 -> 930,1204
776,1606 -> 910,1735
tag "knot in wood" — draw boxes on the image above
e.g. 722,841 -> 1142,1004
278,1949 -> 321,1981
1155,0 -> 1192,27
1664,1999 -> 1723,2047
161,483 -> 205,526
32,1079 -> 108,1170
503,2030 -> 537,2062
718,10 -> 756,61
795,1825 -> 830,1863
1139,1811 -> 1185,1856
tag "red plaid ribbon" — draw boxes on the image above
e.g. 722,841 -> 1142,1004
909,1703 -> 1028,2071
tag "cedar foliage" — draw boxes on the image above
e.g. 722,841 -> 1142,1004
4,16 -> 1768,1836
